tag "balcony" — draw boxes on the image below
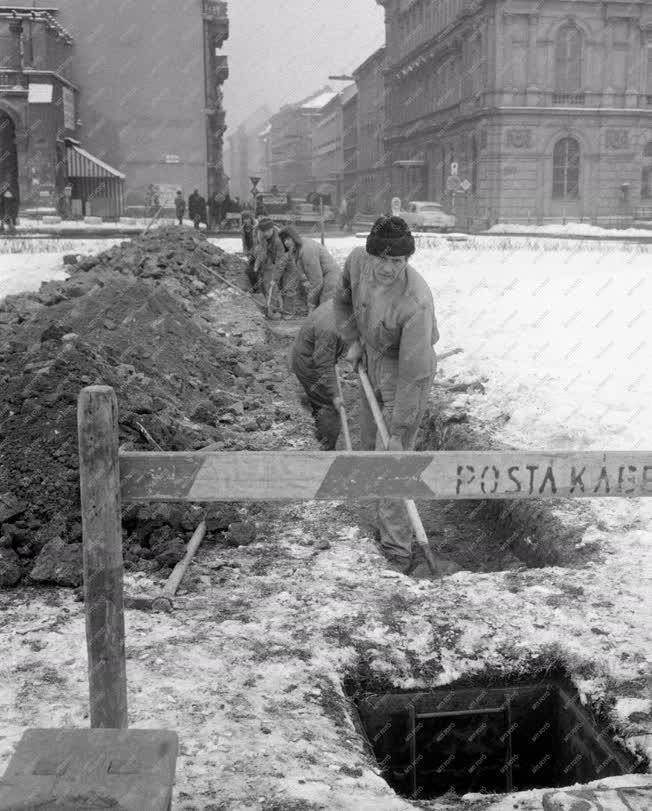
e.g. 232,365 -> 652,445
202,0 -> 227,21
552,93 -> 585,105
0,70 -> 26,91
214,55 -> 229,84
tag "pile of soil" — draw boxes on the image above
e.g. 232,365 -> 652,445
0,226 -> 297,589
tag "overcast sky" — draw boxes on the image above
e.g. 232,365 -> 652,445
222,0 -> 385,130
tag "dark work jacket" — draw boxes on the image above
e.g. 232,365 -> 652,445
291,299 -> 347,406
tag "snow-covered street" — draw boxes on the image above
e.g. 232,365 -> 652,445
1,233 -> 650,810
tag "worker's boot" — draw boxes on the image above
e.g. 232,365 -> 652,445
411,556 -> 463,580
384,554 -> 413,575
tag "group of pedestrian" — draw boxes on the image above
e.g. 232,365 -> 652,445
241,211 -> 455,579
173,189 -> 244,230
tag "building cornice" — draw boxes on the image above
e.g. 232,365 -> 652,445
23,68 -> 78,91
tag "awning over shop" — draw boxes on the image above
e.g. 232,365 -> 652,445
66,143 -> 125,179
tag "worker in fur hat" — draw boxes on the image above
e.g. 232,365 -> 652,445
334,215 -> 459,578
252,217 -> 298,318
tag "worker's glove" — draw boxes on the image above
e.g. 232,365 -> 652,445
332,396 -> 343,411
345,340 -> 363,369
386,435 -> 404,452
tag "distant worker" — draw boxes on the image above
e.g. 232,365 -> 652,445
0,184 -> 18,233
241,211 -> 258,290
279,225 -> 341,310
188,189 -> 207,230
252,217 -> 297,318
210,190 -> 226,230
334,216 -> 458,577
290,299 -> 347,450
174,190 -> 185,226
338,197 -> 348,231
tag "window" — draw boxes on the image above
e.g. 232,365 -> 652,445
647,46 -> 652,93
552,137 -> 580,199
555,25 -> 582,92
471,135 -> 478,193
642,142 -> 652,199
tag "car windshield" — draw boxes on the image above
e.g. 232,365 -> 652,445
417,204 -> 442,211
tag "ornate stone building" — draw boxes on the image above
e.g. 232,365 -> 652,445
45,0 -> 229,209
353,46 -> 388,215
376,0 -> 652,225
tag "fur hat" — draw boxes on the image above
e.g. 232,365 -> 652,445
278,224 -> 303,248
366,216 -> 415,258
257,217 -> 275,232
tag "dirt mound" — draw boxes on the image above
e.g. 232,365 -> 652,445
0,226 -> 293,588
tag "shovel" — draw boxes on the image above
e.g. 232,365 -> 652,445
334,364 -> 352,451
357,367 -> 440,577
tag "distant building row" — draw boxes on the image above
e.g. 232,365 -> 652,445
229,0 -> 652,226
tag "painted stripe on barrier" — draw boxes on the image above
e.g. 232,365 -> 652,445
119,450 -> 652,502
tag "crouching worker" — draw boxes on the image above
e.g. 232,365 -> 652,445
334,215 -> 459,577
253,217 -> 298,318
290,299 -> 347,449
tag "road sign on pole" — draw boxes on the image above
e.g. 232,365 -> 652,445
446,176 -> 462,193
460,179 -> 472,192
450,162 -> 458,176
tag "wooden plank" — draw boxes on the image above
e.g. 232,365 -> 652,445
0,728 -> 177,811
78,386 -> 128,728
119,450 -> 652,503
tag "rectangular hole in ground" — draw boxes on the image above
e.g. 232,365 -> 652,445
353,680 -> 639,801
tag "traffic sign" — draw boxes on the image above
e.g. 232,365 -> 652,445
460,179 -> 472,192
450,162 -> 458,176
446,176 -> 462,192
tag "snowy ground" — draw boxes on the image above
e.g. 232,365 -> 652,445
489,222 -> 652,237
0,235 -> 650,809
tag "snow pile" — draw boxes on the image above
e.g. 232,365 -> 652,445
490,222 -> 652,237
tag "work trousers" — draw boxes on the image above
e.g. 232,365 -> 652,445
290,348 -> 340,449
359,350 -> 433,567
262,265 -> 298,316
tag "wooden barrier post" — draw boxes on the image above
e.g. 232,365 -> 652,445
77,386 -> 128,729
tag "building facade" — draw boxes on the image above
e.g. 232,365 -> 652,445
0,7 -> 76,213
341,89 -> 359,202
377,0 -> 652,225
226,106 -> 271,202
265,88 -> 336,196
312,85 -> 357,203
47,0 -> 229,210
353,46 -> 388,214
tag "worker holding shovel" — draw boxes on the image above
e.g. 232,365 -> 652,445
252,218 -> 297,319
333,215 -> 460,579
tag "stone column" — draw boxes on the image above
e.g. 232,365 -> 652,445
625,19 -> 639,108
526,14 -> 540,105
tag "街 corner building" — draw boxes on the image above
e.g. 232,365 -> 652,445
376,0 -> 652,227
0,1 -> 229,219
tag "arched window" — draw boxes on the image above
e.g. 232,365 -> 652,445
555,24 -> 582,93
552,137 -> 580,199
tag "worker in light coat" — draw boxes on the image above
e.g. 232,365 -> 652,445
334,216 -> 458,577
278,225 -> 341,309
252,218 -> 298,317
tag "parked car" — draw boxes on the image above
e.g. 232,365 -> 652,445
400,201 -> 456,232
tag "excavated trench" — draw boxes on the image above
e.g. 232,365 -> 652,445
343,667 -> 647,802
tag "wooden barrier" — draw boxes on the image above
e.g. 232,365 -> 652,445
76,386 -> 652,726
